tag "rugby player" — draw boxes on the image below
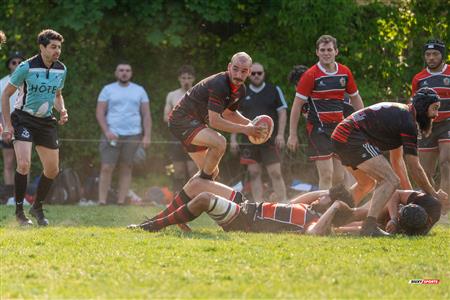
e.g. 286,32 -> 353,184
168,52 -> 265,181
1,29 -> 68,226
287,35 -> 364,189
128,178 -> 354,236
411,39 -> 450,217
331,88 -> 448,236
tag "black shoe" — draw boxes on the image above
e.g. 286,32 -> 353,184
127,219 -> 158,232
29,206 -> 49,226
15,210 -> 33,226
360,221 -> 391,237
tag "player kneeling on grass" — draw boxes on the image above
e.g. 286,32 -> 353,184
128,178 -> 354,236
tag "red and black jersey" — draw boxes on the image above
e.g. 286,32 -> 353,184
170,72 -> 245,124
296,62 -> 359,125
411,64 -> 450,122
332,102 -> 418,155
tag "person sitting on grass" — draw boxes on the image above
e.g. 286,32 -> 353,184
128,178 -> 354,236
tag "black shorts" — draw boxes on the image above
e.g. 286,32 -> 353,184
239,141 -> 280,166
222,202 -> 257,232
11,110 -> 59,149
168,111 -> 207,153
418,120 -> 450,152
169,134 -> 191,162
332,129 -> 381,170
306,122 -> 336,160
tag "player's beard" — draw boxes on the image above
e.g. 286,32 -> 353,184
416,112 -> 433,138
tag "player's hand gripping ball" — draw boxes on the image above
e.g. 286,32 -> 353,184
249,115 -> 274,144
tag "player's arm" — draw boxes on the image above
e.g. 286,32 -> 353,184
222,108 -> 251,125
209,110 -> 262,138
54,89 -> 68,125
389,147 -> 412,189
404,155 -> 441,198
163,93 -> 173,123
287,96 -> 306,151
141,102 -> 152,148
1,83 -> 17,140
290,190 -> 327,204
349,93 -> 364,111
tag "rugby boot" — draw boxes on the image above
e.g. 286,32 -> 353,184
29,206 -> 49,226
360,219 -> 390,237
127,219 -> 158,232
15,209 -> 33,226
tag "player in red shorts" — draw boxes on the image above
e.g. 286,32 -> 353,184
331,88 -> 448,236
168,52 -> 264,181
287,35 -> 364,189
411,39 -> 449,217
128,177 -> 354,236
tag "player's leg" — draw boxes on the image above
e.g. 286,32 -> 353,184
98,137 -> 119,204
266,162 -> 287,203
357,156 -> 400,236
306,201 -> 342,235
248,163 -> 263,202
419,150 -> 438,186
13,141 -> 33,225
33,146 -> 60,225
2,146 -> 15,185
315,158 -> 333,189
117,163 -> 132,204
347,168 -> 376,206
332,157 -> 346,186
190,128 -> 227,178
116,135 -> 141,204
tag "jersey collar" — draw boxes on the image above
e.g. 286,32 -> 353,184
317,62 -> 338,75
426,63 -> 447,75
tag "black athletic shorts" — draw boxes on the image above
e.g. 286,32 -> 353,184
332,129 -> 381,170
306,122 -> 336,160
11,110 -> 59,149
168,111 -> 207,153
418,120 -> 450,152
222,202 -> 257,232
239,141 -> 280,166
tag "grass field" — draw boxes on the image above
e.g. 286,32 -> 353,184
1,205 -> 449,299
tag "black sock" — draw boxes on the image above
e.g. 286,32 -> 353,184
199,170 -> 213,181
14,172 -> 28,213
34,174 -> 54,209
178,189 -> 191,204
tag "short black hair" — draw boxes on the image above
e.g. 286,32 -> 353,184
37,29 -> 64,47
178,65 -> 195,77
329,184 -> 354,208
288,65 -> 308,86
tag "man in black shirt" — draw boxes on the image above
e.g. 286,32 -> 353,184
169,52 -> 264,181
231,63 -> 288,202
331,88 -> 448,236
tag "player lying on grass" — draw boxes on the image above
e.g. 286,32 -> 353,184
329,190 -> 443,236
128,178 -> 354,235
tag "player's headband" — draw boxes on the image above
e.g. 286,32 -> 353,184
423,40 -> 446,57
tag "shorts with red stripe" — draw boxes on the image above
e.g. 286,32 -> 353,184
168,111 -> 208,153
306,122 -> 337,161
418,120 -> 450,152
332,129 -> 382,170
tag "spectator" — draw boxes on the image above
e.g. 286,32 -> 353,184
231,63 -> 288,202
96,62 -> 152,205
163,65 -> 197,193
0,51 -> 24,201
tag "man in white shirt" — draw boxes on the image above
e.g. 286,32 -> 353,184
96,62 -> 152,205
0,51 -> 24,202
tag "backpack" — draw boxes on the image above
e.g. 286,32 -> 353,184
45,168 -> 82,204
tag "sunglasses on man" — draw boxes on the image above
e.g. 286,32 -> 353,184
251,71 -> 263,76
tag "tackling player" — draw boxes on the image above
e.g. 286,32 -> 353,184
1,29 -> 68,226
331,88 -> 448,236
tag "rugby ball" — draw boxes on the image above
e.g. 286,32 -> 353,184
249,115 -> 274,145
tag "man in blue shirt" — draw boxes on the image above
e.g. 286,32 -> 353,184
96,62 -> 152,205
1,29 -> 68,226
